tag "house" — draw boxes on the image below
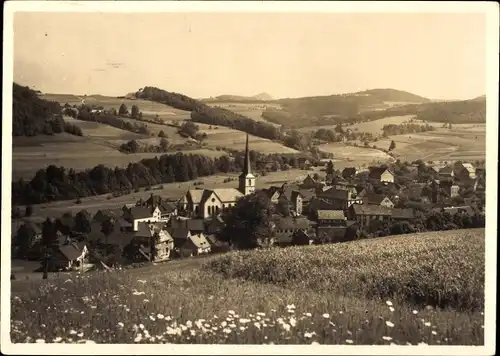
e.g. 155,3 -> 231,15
317,187 -> 363,210
206,234 -> 230,253
179,232 -> 211,257
169,216 -> 205,234
391,208 -> 415,221
298,158 -> 313,170
92,209 -> 122,223
316,210 -> 346,226
206,215 -> 226,235
290,230 -> 314,246
363,194 -> 394,208
142,194 -> 178,220
52,242 -> 89,271
123,205 -> 162,231
441,205 -> 475,216
438,165 -> 455,180
341,167 -> 357,180
440,181 -> 460,198
454,163 -> 477,180
272,216 -> 310,239
166,227 -> 192,250
178,188 -> 244,219
277,185 -> 304,215
300,174 -> 320,189
368,167 -> 394,184
347,204 -> 392,228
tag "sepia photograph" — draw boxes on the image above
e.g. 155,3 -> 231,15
1,1 -> 498,355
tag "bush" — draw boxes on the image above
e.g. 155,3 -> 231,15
75,198 -> 82,204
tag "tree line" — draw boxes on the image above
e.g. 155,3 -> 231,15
381,123 -> 436,136
135,86 -> 282,141
11,150 -> 309,206
13,83 -> 83,137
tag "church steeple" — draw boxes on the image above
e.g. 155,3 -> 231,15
239,133 -> 256,195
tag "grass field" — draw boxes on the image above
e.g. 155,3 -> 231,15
317,143 -> 393,169
40,94 -> 192,121
375,127 -> 486,163
18,169 -> 316,220
10,229 -> 484,344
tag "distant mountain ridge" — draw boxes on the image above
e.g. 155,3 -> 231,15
203,92 -> 273,102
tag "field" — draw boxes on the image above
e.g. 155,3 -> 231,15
18,169 -> 317,220
317,143 -> 393,169
10,229 -> 484,344
375,126 -> 486,163
40,94 -> 192,121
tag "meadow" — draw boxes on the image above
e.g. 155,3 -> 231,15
10,229 -> 484,344
317,143 -> 393,169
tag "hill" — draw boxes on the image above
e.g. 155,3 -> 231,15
261,88 -> 431,129
204,92 -> 273,102
12,83 -> 83,137
10,229 -> 484,344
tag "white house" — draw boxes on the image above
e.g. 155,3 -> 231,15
124,206 -> 162,231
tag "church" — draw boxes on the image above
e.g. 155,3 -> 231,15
178,134 -> 256,219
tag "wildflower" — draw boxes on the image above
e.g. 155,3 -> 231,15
412,310 -> 418,315
134,334 -> 142,343
90,306 -> 97,309
149,315 -> 156,321
322,313 -> 330,318
254,322 -> 261,330
304,312 -> 312,317
382,336 -> 393,341
223,328 -> 231,334
69,330 -> 77,335
424,321 -> 431,327
208,296 -> 214,300
304,331 -> 315,338
389,307 -> 395,312
139,324 -> 145,330
35,339 -> 45,343
239,326 -> 246,331
138,280 -> 146,284
432,331 -> 437,335
345,339 -> 354,344
289,316 -> 297,327
239,318 -> 251,324
53,337 -> 62,343
385,321 -> 395,328
282,323 -> 291,332
157,314 -> 164,320
255,315 -> 262,321
229,323 -> 237,329
228,310 -> 235,315
117,322 -> 124,328
257,312 -> 266,317
132,291 -> 145,296
286,304 -> 296,310
143,299 -> 149,303
386,300 -> 393,306
77,332 -> 84,338
165,316 -> 172,321
329,321 -> 336,327
221,321 -> 228,327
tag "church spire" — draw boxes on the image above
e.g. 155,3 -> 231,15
242,133 -> 251,175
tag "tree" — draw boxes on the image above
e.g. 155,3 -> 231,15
221,193 -> 275,249
159,138 -> 169,152
389,140 -> 396,151
25,205 -> 33,217
131,105 -> 139,119
15,224 -> 35,258
41,218 -> 58,249
158,130 -> 167,138
277,198 -> 292,217
74,209 -> 91,234
118,103 -> 128,116
312,173 -> 320,181
101,218 -> 115,246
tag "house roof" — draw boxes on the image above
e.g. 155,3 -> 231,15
461,163 -> 476,173
364,193 -> 390,205
439,166 -> 454,174
391,208 -> 414,220
273,216 -> 310,230
443,205 -> 475,216
213,188 -> 244,203
187,189 -> 205,204
159,202 -> 177,214
58,243 -> 86,261
129,206 -> 153,220
317,210 -> 346,220
351,204 -> 392,216
186,219 -> 205,232
298,189 -> 316,201
135,222 -> 153,238
166,227 -> 191,240
369,167 -> 392,179
342,167 -> 357,176
309,197 -> 336,211
318,187 -> 349,200
317,226 -> 346,238
188,233 -> 211,249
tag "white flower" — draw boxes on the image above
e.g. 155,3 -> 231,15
385,321 -> 395,328
329,321 -> 336,327
424,321 -> 431,327
239,326 -> 246,331
53,337 -> 62,342
221,321 -> 228,327
157,314 -> 164,320
389,307 -> 395,312
345,339 -> 354,344
117,322 -> 124,328
77,332 -> 84,337
223,328 -> 231,334
322,313 -> 330,318
412,310 -> 418,315
69,330 -> 77,335
138,280 -> 146,284
229,323 -> 237,329
139,324 -> 145,330
282,323 -> 291,332
289,317 -> 297,327
386,300 -> 393,306
35,339 -> 45,343
254,322 -> 261,330
286,304 -> 296,309
382,336 -> 393,341
132,291 -> 145,296
304,312 -> 312,317
239,318 -> 251,324
149,315 -> 155,321
257,312 -> 266,317
228,310 -> 235,315
432,331 -> 437,335
304,331 -> 315,338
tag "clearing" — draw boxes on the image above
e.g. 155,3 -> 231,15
10,229 -> 484,344
317,143 -> 394,169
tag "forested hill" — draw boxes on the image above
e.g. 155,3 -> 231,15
12,83 -> 82,137
202,92 -> 273,103
352,89 -> 431,103
135,87 -> 281,140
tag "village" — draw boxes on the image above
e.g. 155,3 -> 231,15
10,135 -> 486,275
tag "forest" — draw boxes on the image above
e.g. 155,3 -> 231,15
12,83 -> 83,137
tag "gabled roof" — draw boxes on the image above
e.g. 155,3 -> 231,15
369,167 -> 392,179
211,188 -> 244,203
309,197 -> 336,211
342,167 -> 357,177
439,166 -> 454,174
135,222 -> 153,238
188,233 -> 211,249
187,189 -> 205,204
443,205 -> 475,216
318,187 -> 349,200
166,227 -> 191,240
351,204 -> 392,216
273,216 -> 310,230
159,201 -> 177,214
461,163 -> 476,173
391,208 -> 414,220
186,219 -> 205,232
364,193 -> 391,205
317,210 -> 346,220
129,206 -> 153,220
58,243 -> 86,261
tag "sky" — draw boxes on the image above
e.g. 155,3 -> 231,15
13,11 -> 486,100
